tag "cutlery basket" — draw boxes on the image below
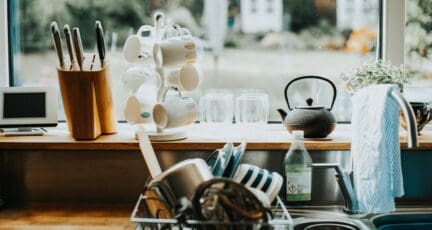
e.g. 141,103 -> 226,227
57,63 -> 117,140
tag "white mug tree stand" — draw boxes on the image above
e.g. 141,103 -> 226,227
123,13 -> 200,141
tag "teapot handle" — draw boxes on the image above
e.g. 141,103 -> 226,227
284,75 -> 337,111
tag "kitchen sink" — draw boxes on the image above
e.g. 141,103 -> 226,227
287,206 -> 432,230
294,218 -> 362,230
289,208 -> 374,230
292,217 -> 372,230
372,212 -> 432,230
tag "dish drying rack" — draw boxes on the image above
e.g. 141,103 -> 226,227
130,194 -> 293,229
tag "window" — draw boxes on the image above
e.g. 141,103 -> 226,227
250,0 -> 258,13
267,0 -> 274,13
5,0 -> 427,123
405,0 -> 432,90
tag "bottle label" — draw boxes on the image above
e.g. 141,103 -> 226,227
286,167 -> 311,201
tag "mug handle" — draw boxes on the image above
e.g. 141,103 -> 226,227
181,28 -> 192,39
162,24 -> 184,40
159,86 -> 183,103
137,25 -> 154,38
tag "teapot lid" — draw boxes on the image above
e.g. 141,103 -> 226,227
294,98 -> 325,110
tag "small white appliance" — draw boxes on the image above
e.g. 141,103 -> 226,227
0,87 -> 57,136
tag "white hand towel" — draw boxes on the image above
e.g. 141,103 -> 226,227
351,84 -> 404,214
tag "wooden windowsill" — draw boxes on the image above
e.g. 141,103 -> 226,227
0,123 -> 432,151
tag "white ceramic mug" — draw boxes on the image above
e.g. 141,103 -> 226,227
123,25 -> 155,64
122,66 -> 160,93
166,64 -> 200,91
153,97 -> 197,129
153,37 -> 197,67
124,85 -> 158,124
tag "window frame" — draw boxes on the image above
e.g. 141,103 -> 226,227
0,0 -> 9,87
380,0 -> 405,65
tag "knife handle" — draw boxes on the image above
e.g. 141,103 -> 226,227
63,24 -> 77,70
95,21 -> 105,67
50,22 -> 65,68
72,27 -> 84,71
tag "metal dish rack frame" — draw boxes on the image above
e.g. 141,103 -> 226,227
130,194 -> 293,229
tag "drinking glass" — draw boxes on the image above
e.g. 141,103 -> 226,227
199,89 -> 234,124
235,91 -> 269,125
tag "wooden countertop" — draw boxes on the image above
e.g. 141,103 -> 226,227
0,123 -> 432,151
0,203 -> 135,229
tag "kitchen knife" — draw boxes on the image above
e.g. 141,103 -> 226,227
63,24 -> 77,70
95,21 -> 105,67
50,22 -> 65,69
72,27 -> 84,71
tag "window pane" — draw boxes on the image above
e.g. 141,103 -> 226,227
10,0 -> 378,122
405,0 -> 432,102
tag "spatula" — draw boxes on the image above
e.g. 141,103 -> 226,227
136,125 -> 163,179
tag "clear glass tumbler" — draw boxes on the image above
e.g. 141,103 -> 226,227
235,91 -> 269,125
199,89 -> 234,124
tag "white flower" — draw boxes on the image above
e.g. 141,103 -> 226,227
340,60 -> 413,93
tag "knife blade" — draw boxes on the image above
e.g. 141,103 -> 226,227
72,27 -> 84,71
95,21 -> 105,68
63,24 -> 76,70
50,22 -> 65,69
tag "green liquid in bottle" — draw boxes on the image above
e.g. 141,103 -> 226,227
284,131 -> 312,203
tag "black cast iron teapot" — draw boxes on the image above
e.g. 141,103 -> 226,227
277,76 -> 337,138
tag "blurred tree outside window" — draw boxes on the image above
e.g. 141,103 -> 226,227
406,0 -> 432,82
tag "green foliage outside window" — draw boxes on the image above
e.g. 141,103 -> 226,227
407,0 -> 432,59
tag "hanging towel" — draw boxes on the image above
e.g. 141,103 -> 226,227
351,84 -> 404,214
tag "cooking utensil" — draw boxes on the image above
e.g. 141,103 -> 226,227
137,125 -> 162,179
72,27 -> 84,70
95,21 -> 105,67
50,21 -> 65,69
401,102 -> 432,134
63,24 -> 76,70
141,185 -> 173,219
192,178 -> 269,223
277,75 -> 337,138
149,158 -> 213,208
248,188 -> 271,208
